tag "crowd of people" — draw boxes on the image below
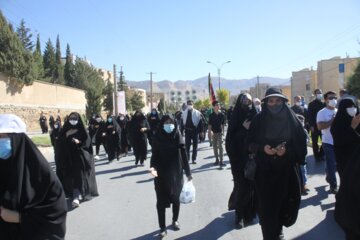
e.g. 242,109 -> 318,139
1,87 -> 359,240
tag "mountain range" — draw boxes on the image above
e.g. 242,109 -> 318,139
127,76 -> 290,98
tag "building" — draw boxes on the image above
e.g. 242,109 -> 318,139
97,68 -> 114,82
317,56 -> 359,93
291,68 -> 317,104
168,89 -> 198,107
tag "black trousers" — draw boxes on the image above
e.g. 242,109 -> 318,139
311,128 -> 323,160
156,202 -> 180,230
185,130 -> 198,161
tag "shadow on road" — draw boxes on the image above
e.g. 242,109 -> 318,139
300,185 -> 330,209
95,165 -> 137,175
130,230 -> 159,240
110,170 -> 149,179
293,210 -> 344,240
175,212 -> 235,240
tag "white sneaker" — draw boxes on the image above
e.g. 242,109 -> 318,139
94,155 -> 100,160
72,199 -> 80,208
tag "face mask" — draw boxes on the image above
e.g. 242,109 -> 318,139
268,104 -> 283,114
328,99 -> 337,108
346,107 -> 357,117
69,120 -> 78,126
316,94 -> 323,100
163,124 -> 175,133
187,105 -> 193,111
255,105 -> 261,112
120,117 -> 125,121
0,138 -> 12,160
54,124 -> 59,129
295,101 -> 301,106
108,118 -> 113,123
248,104 -> 253,110
96,118 -> 101,122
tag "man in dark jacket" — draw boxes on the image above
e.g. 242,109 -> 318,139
307,89 -> 325,161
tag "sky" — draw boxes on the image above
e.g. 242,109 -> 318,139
1,0 -> 360,82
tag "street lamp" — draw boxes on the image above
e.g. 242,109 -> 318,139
207,60 -> 231,90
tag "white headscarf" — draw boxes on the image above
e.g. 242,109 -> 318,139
0,114 -> 27,133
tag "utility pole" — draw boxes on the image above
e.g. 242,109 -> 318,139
257,75 -> 260,98
147,72 -> 156,110
113,64 -> 118,116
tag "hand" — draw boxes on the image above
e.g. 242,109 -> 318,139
112,131 -> 116,134
149,168 -> 158,177
264,145 -> 277,156
351,114 -> 360,129
0,206 -> 20,223
140,128 -> 147,133
187,175 -> 193,181
102,133 -> 106,136
275,143 -> 286,157
242,120 -> 251,130
72,138 -> 80,144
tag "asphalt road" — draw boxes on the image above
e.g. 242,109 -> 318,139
39,140 -> 344,240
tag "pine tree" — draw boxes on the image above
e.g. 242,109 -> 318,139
43,38 -> 56,81
102,79 -> 114,113
64,43 -> 75,87
0,11 -> 35,86
16,19 -> 33,51
32,34 -> 44,80
53,35 -> 64,84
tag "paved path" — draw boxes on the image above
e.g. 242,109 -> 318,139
38,141 -> 344,240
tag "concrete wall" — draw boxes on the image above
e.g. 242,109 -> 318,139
0,72 -> 86,132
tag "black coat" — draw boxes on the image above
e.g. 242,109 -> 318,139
151,118 -> 191,208
307,99 -> 325,129
0,133 -> 67,240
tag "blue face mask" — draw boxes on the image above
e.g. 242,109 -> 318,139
163,124 -> 175,134
108,118 -> 113,123
0,138 -> 12,160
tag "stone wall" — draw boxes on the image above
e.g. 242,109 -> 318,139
0,72 -> 87,132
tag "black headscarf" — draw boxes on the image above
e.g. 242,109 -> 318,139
0,133 -> 67,239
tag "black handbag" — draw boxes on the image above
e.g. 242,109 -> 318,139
244,154 -> 256,181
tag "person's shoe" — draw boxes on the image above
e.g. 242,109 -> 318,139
220,161 -> 226,167
214,159 -> 219,166
172,221 -> 180,231
192,160 -> 197,164
301,185 -> 310,195
94,155 -> 100,160
159,229 -> 167,238
235,219 -> 244,229
72,199 -> 80,208
209,143 -> 213,147
278,232 -> 286,240
330,185 -> 338,194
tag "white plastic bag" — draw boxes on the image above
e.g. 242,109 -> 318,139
180,180 -> 196,204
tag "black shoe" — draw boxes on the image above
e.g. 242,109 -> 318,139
220,162 -> 226,167
159,229 -> 167,238
214,159 -> 219,166
172,221 -> 180,231
235,219 -> 244,229
330,186 -> 338,194
192,160 -> 197,164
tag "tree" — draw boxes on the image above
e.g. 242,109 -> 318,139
0,11 -> 35,86
32,34 -> 44,80
53,35 -> 64,84
130,91 -> 145,111
102,79 -> 114,113
64,43 -> 75,87
43,38 -> 56,81
16,19 -> 33,51
202,98 -> 211,108
216,88 -> 230,108
194,99 -> 203,109
347,60 -> 360,98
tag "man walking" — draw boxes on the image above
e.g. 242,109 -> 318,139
208,101 -> 226,167
317,91 -> 338,194
308,89 -> 326,161
182,100 -> 204,164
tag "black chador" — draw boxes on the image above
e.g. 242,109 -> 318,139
55,112 -> 99,201
104,115 -> 121,162
129,111 -> 150,165
225,93 -> 257,228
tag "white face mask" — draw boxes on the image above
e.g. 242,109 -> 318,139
346,107 -> 357,117
328,99 -> 337,108
69,120 -> 78,126
316,94 -> 323,100
255,105 -> 261,112
54,124 -> 59,129
120,117 -> 125,120
295,101 -> 301,106
187,105 -> 193,110
96,118 -> 101,122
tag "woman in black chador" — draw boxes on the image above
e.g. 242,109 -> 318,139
104,115 -> 121,162
149,114 -> 192,238
330,98 -> 360,177
55,112 -> 99,208
0,114 -> 67,240
225,93 -> 257,228
129,111 -> 150,166
50,116 -> 62,154
92,114 -> 106,160
147,108 -> 161,146
247,88 -> 307,240
116,113 -> 130,156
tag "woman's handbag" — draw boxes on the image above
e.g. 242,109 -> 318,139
180,179 -> 196,204
244,154 -> 256,181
